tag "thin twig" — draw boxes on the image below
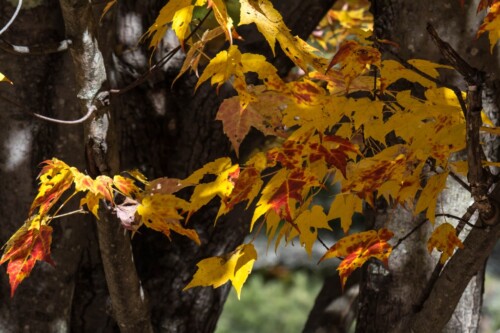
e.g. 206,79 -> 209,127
317,235 -> 330,250
52,209 -> 89,220
435,213 -> 482,229
0,37 -> 71,55
0,0 -> 22,35
0,93 -> 96,124
109,9 -> 213,95
393,219 -> 427,249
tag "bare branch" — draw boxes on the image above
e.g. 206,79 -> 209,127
0,37 -> 71,55
0,0 -> 22,36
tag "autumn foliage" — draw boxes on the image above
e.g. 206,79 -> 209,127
2,0 -> 500,298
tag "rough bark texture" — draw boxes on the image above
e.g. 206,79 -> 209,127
354,1 -> 500,332
0,0 -> 334,332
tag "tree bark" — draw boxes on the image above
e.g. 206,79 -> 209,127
355,1 -> 500,332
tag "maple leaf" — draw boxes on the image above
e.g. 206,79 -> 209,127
319,228 -> 394,289
342,145 -> 414,206
327,193 -> 363,233
80,192 -> 101,218
252,169 -> 320,227
0,215 -> 54,296
239,0 -> 327,71
196,46 -> 285,108
184,243 -> 257,299
380,59 -> 453,90
326,40 -> 380,90
308,135 -> 360,178
415,172 -> 449,224
137,194 -> 200,244
427,223 -> 463,264
144,0 -> 199,49
71,168 -> 94,193
189,162 -> 239,216
113,175 -> 140,197
30,159 -> 75,216
287,205 -> 332,256
217,166 -> 263,220
478,1 -> 500,52
126,169 -> 149,184
216,90 -> 286,156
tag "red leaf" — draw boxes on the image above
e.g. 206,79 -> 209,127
1,217 -> 54,296
268,169 -> 319,221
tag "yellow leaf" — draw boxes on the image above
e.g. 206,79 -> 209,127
137,194 -> 200,244
415,172 -> 449,224
427,223 -> 463,263
449,160 -> 468,176
327,40 -> 380,90
292,205 -> 332,257
80,192 -> 100,218
184,243 -> 257,299
184,157 -> 233,184
327,193 -> 363,233
189,163 -> 239,215
145,0 -> 193,49
239,0 -> 326,71
172,5 -> 195,47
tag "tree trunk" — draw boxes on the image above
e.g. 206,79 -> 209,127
303,1 -> 500,332
354,1 -> 500,332
0,0 -> 334,331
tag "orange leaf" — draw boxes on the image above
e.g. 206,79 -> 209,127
319,228 -> 394,289
0,216 -> 54,296
427,223 -> 463,264
93,176 -> 114,203
113,175 -> 140,197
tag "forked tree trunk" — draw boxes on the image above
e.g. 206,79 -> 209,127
355,1 -> 500,332
303,1 -> 500,333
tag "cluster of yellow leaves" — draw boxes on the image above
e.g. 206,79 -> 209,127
184,243 -> 257,299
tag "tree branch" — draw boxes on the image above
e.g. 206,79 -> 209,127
57,0 -> 153,332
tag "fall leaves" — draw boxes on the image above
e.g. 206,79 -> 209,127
3,0 -> 491,298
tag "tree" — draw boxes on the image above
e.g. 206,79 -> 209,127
0,1 -> 499,333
